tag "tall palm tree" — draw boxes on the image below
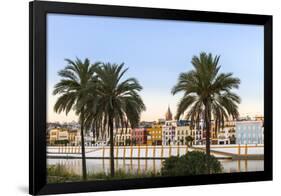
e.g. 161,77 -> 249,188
53,58 -> 100,180
171,52 -> 241,173
84,63 -> 146,177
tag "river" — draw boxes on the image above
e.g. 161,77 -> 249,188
47,158 -> 264,175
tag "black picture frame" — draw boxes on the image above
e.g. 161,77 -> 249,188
29,1 -> 273,195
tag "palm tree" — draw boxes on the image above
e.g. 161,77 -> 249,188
171,52 -> 241,173
84,63 -> 145,177
53,58 -> 100,180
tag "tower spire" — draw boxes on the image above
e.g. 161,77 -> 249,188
165,105 -> 173,121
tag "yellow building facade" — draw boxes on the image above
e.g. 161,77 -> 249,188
49,128 -> 60,145
147,124 -> 162,145
48,128 -> 70,145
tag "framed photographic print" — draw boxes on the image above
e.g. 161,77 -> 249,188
29,1 -> 273,195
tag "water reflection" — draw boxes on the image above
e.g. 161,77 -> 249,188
47,158 -> 264,176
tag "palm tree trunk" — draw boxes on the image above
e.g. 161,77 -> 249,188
109,117 -> 115,177
80,111 -> 87,180
204,101 -> 211,174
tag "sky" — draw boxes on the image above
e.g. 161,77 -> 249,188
47,13 -> 264,123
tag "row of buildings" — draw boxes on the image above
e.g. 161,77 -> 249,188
47,107 -> 264,146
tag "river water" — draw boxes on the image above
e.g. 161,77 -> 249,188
47,158 -> 264,175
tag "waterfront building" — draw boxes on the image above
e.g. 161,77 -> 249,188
58,129 -> 68,141
115,127 -> 132,146
68,129 -> 79,146
217,127 -> 235,145
147,124 -> 162,145
84,132 -> 94,146
162,120 -> 177,145
193,123 -> 203,145
217,121 -> 236,145
74,131 -> 94,146
146,126 -> 153,145
175,125 -> 192,145
200,121 -> 217,145
131,128 -> 147,145
48,128 -> 69,145
49,128 -> 60,145
235,121 -> 263,144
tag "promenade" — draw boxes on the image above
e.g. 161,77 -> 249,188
47,144 -> 264,160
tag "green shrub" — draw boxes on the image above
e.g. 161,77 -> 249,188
161,151 -> 222,176
47,164 -> 81,183
47,164 -> 161,183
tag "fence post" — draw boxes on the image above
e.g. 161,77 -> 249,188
177,143 -> 180,156
123,146 -> 126,159
138,144 -> 140,159
238,144 -> 241,156
102,146 -> 105,159
186,144 -> 188,155
161,145 -> 164,158
146,144 -> 148,158
245,144 -> 248,156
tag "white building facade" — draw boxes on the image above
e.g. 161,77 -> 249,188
162,120 -> 177,145
114,128 -> 132,146
235,121 -> 263,144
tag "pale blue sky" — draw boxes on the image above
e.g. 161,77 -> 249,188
47,13 -> 264,123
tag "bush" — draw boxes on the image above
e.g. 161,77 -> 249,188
47,164 -> 161,183
161,151 -> 222,176
47,164 -> 81,183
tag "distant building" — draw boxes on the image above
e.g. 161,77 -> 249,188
236,121 -> 263,144
175,125 -> 192,145
84,132 -> 94,146
49,128 -> 60,145
158,118 -> 166,125
147,124 -> 162,145
217,128 -> 235,145
74,132 -> 94,146
58,130 -> 69,141
193,122 -> 204,145
139,121 -> 154,128
115,128 -> 132,146
131,128 -> 147,145
217,121 -> 236,145
68,129 -> 79,146
48,128 -> 69,145
255,116 -> 264,122
162,120 -> 177,145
